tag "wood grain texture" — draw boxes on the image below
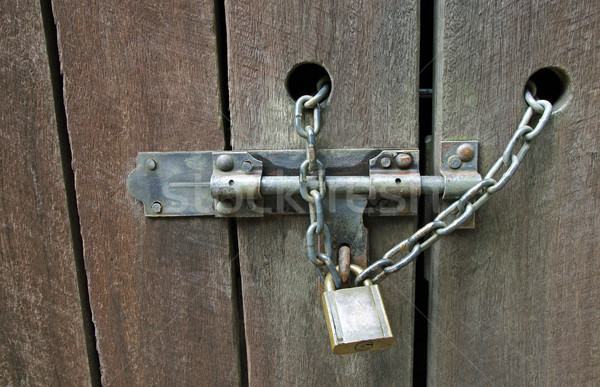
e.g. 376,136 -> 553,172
226,1 -> 419,384
0,1 -> 90,385
429,1 -> 600,385
52,1 -> 241,385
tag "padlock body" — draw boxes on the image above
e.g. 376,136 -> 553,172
322,284 -> 394,354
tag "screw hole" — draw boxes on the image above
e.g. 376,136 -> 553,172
285,62 -> 332,104
525,67 -> 571,112
229,180 -> 235,186
395,178 -> 402,184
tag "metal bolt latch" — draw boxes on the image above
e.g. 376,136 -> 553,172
125,80 -> 554,326
127,142 -> 480,218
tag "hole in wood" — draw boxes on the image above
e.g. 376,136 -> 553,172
526,67 -> 571,112
285,62 -> 332,104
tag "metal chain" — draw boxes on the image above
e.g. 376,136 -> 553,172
355,83 -> 553,286
295,81 -> 343,288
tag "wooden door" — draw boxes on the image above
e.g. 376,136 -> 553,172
2,1 -> 599,386
51,1 -> 241,385
429,1 -> 600,385
0,2 -> 91,385
225,1 -> 419,385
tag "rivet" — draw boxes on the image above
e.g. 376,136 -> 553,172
379,157 -> 392,168
151,202 -> 162,213
448,155 -> 462,169
145,159 -> 157,170
216,200 -> 234,215
242,160 -> 253,172
395,153 -> 413,169
457,143 -> 475,162
216,154 -> 234,172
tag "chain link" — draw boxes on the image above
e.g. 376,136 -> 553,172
294,82 -> 342,288
356,86 -> 553,286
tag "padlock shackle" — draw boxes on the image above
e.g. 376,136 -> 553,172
324,264 -> 373,291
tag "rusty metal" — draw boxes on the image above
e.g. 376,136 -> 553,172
395,152 -> 413,169
447,155 -> 462,169
211,152 -> 263,218
369,150 -> 420,216
457,143 -> 475,162
324,197 -> 369,269
126,78 -> 557,356
304,80 -> 330,109
357,88 -> 554,286
128,152 -> 215,217
294,84 -> 342,284
439,141 -> 482,229
379,156 -> 392,168
305,127 -> 317,171
338,246 -> 351,283
440,141 -> 481,200
215,200 -> 234,215
299,159 -> 326,203
295,95 -> 322,138
215,154 -> 234,172
128,148 -> 477,217
211,152 -> 262,200
316,252 -> 342,289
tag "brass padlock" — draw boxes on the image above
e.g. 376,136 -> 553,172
322,264 -> 394,354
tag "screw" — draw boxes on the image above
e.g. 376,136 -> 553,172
379,156 -> 392,168
216,200 -> 234,215
215,154 -> 234,172
151,202 -> 162,213
145,159 -> 157,170
242,160 -> 253,172
457,143 -> 475,162
395,153 -> 413,169
448,155 -> 462,169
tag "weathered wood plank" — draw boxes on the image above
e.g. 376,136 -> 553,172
226,1 -> 419,384
429,1 -> 600,385
0,1 -> 90,385
52,1 -> 241,384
